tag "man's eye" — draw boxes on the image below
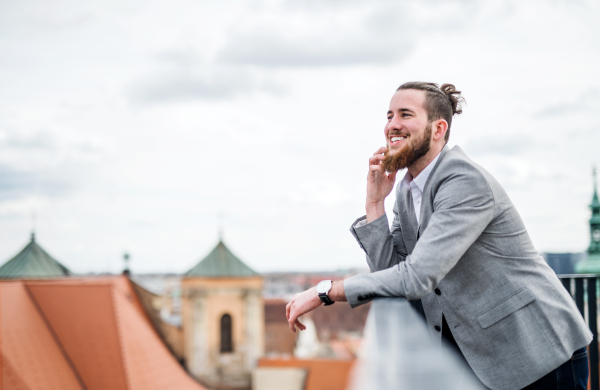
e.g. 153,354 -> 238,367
387,117 -> 392,121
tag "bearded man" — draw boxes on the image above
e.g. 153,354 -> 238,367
286,82 -> 592,390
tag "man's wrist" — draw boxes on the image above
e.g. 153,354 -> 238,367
366,202 -> 385,223
328,280 -> 347,302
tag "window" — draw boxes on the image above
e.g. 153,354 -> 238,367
220,314 -> 233,353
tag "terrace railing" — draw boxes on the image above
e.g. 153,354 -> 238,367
349,276 -> 600,390
347,297 -> 486,390
559,274 -> 600,390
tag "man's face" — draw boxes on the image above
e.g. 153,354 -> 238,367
381,89 -> 432,173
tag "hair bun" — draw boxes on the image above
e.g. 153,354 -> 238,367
440,84 -> 465,115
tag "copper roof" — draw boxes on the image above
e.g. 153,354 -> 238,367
184,240 -> 259,278
0,276 -> 206,390
0,233 -> 70,279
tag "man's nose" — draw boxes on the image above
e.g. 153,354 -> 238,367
388,117 -> 402,132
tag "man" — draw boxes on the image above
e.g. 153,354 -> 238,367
286,82 -> 592,390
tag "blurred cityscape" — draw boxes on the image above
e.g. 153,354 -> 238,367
1,170 -> 598,390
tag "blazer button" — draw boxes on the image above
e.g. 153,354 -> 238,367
435,288 -> 441,296
434,325 -> 441,332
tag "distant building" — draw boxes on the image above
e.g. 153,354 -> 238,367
542,252 -> 584,275
257,358 -> 354,390
0,233 -> 70,279
0,276 -> 205,390
182,240 -> 264,390
264,299 -> 297,357
576,167 -> 600,273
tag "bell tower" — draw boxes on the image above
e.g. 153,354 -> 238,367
575,167 -> 600,273
588,167 -> 600,254
181,239 -> 264,390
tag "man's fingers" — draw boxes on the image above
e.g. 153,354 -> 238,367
295,319 -> 306,331
288,308 -> 298,333
373,146 -> 388,156
285,302 -> 290,320
368,154 -> 386,166
387,170 -> 397,182
369,165 -> 383,173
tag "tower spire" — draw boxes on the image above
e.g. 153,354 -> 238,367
31,212 -> 36,242
575,165 -> 600,273
589,165 -> 600,254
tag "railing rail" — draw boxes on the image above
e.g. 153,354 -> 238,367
350,275 -> 600,390
559,274 -> 600,390
348,298 -> 485,390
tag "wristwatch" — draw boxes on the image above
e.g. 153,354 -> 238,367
316,280 -> 334,306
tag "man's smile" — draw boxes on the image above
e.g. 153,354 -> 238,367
389,135 -> 407,147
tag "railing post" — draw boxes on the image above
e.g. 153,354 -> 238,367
576,278 -> 585,316
587,277 -> 599,390
562,277 -> 572,296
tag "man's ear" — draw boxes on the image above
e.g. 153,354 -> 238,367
432,119 -> 448,141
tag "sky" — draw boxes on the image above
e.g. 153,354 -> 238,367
0,0 -> 599,274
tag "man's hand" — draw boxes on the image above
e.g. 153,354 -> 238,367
286,282 -> 347,333
286,287 -> 322,333
367,147 -> 397,222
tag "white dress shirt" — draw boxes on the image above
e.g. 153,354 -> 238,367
399,152 -> 440,224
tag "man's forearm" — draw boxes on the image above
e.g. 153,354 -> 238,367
366,201 -> 386,223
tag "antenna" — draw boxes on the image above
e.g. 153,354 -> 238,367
123,252 -> 130,276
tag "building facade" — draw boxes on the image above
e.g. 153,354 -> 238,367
182,240 -> 264,390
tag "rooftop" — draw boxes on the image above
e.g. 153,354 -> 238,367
1,276 -> 206,390
0,233 -> 70,279
184,240 -> 259,278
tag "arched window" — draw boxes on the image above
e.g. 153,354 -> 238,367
220,314 -> 233,353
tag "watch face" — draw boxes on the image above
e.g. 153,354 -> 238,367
594,229 -> 600,242
316,280 -> 332,294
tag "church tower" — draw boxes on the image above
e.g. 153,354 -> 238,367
181,239 -> 264,390
575,167 -> 600,273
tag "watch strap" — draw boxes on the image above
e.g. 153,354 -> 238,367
318,292 -> 334,306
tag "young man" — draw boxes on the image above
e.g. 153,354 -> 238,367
286,82 -> 592,390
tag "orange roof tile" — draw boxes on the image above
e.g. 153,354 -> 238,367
1,282 -> 83,390
27,282 -> 129,390
1,276 -> 206,390
259,358 -> 355,390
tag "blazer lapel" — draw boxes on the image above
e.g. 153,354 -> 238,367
418,145 -> 451,236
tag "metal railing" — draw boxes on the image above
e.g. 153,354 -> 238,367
349,276 -> 600,390
559,274 -> 600,390
348,298 -> 485,390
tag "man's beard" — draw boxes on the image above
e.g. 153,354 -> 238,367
381,123 -> 432,173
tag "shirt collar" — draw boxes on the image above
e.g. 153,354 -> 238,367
399,151 -> 442,192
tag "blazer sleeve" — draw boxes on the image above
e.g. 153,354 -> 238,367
344,162 -> 495,308
349,196 -> 408,273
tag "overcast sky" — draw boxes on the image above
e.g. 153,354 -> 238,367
1,0 -> 599,274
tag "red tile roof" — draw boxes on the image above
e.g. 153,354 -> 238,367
259,358 -> 355,390
0,276 -> 206,390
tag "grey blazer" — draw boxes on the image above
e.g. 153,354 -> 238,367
344,145 -> 592,390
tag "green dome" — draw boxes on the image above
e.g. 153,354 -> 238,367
0,234 -> 71,279
184,240 -> 259,278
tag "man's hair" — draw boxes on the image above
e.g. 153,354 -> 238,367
397,82 -> 465,142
